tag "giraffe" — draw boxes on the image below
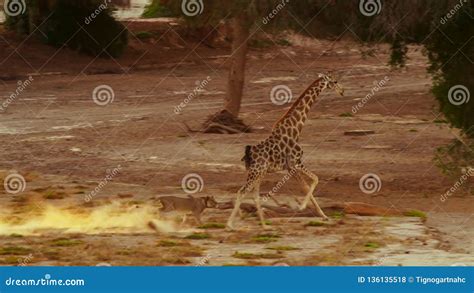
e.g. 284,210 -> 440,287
226,73 -> 344,230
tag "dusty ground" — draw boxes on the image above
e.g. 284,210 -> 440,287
0,20 -> 472,266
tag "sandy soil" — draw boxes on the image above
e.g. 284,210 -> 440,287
0,20 -> 472,266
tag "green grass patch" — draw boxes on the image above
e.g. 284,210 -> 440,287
50,238 -> 83,247
158,240 -> 180,247
250,233 -> 281,244
364,242 -> 380,249
142,0 -> 174,18
404,210 -> 427,220
0,256 -> 20,264
198,223 -> 225,229
330,211 -> 345,219
185,233 -> 211,240
0,246 -> 32,255
434,118 -> 448,124
339,112 -> 354,117
9,233 -> 24,238
232,252 -> 259,259
232,251 -> 283,260
305,221 -> 326,227
266,246 -> 300,251
135,31 -> 154,40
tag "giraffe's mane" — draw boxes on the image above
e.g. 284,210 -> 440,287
272,77 -> 324,129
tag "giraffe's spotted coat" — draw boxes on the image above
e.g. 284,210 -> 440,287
228,74 -> 344,230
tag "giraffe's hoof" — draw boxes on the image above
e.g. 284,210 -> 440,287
321,216 -> 329,221
261,225 -> 271,231
298,205 -> 307,211
226,225 -> 236,232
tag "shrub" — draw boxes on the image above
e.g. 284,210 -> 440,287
6,0 -> 128,58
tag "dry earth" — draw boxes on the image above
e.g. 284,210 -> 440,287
0,20 -> 472,266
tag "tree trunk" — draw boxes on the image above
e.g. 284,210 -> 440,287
224,13 -> 250,117
199,13 -> 251,134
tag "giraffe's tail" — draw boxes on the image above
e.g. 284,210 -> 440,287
242,145 -> 253,169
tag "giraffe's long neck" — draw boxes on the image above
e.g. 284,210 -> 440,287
272,79 -> 327,141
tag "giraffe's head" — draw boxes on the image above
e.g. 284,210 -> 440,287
318,73 -> 344,96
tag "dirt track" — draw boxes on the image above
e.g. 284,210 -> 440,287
0,21 -> 472,266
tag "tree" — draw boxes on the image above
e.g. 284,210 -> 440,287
5,0 -> 128,57
165,0 -> 472,139
163,0 -> 294,133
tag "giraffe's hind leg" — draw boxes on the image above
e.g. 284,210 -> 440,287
226,169 -> 266,230
252,183 -> 269,230
294,165 -> 328,220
